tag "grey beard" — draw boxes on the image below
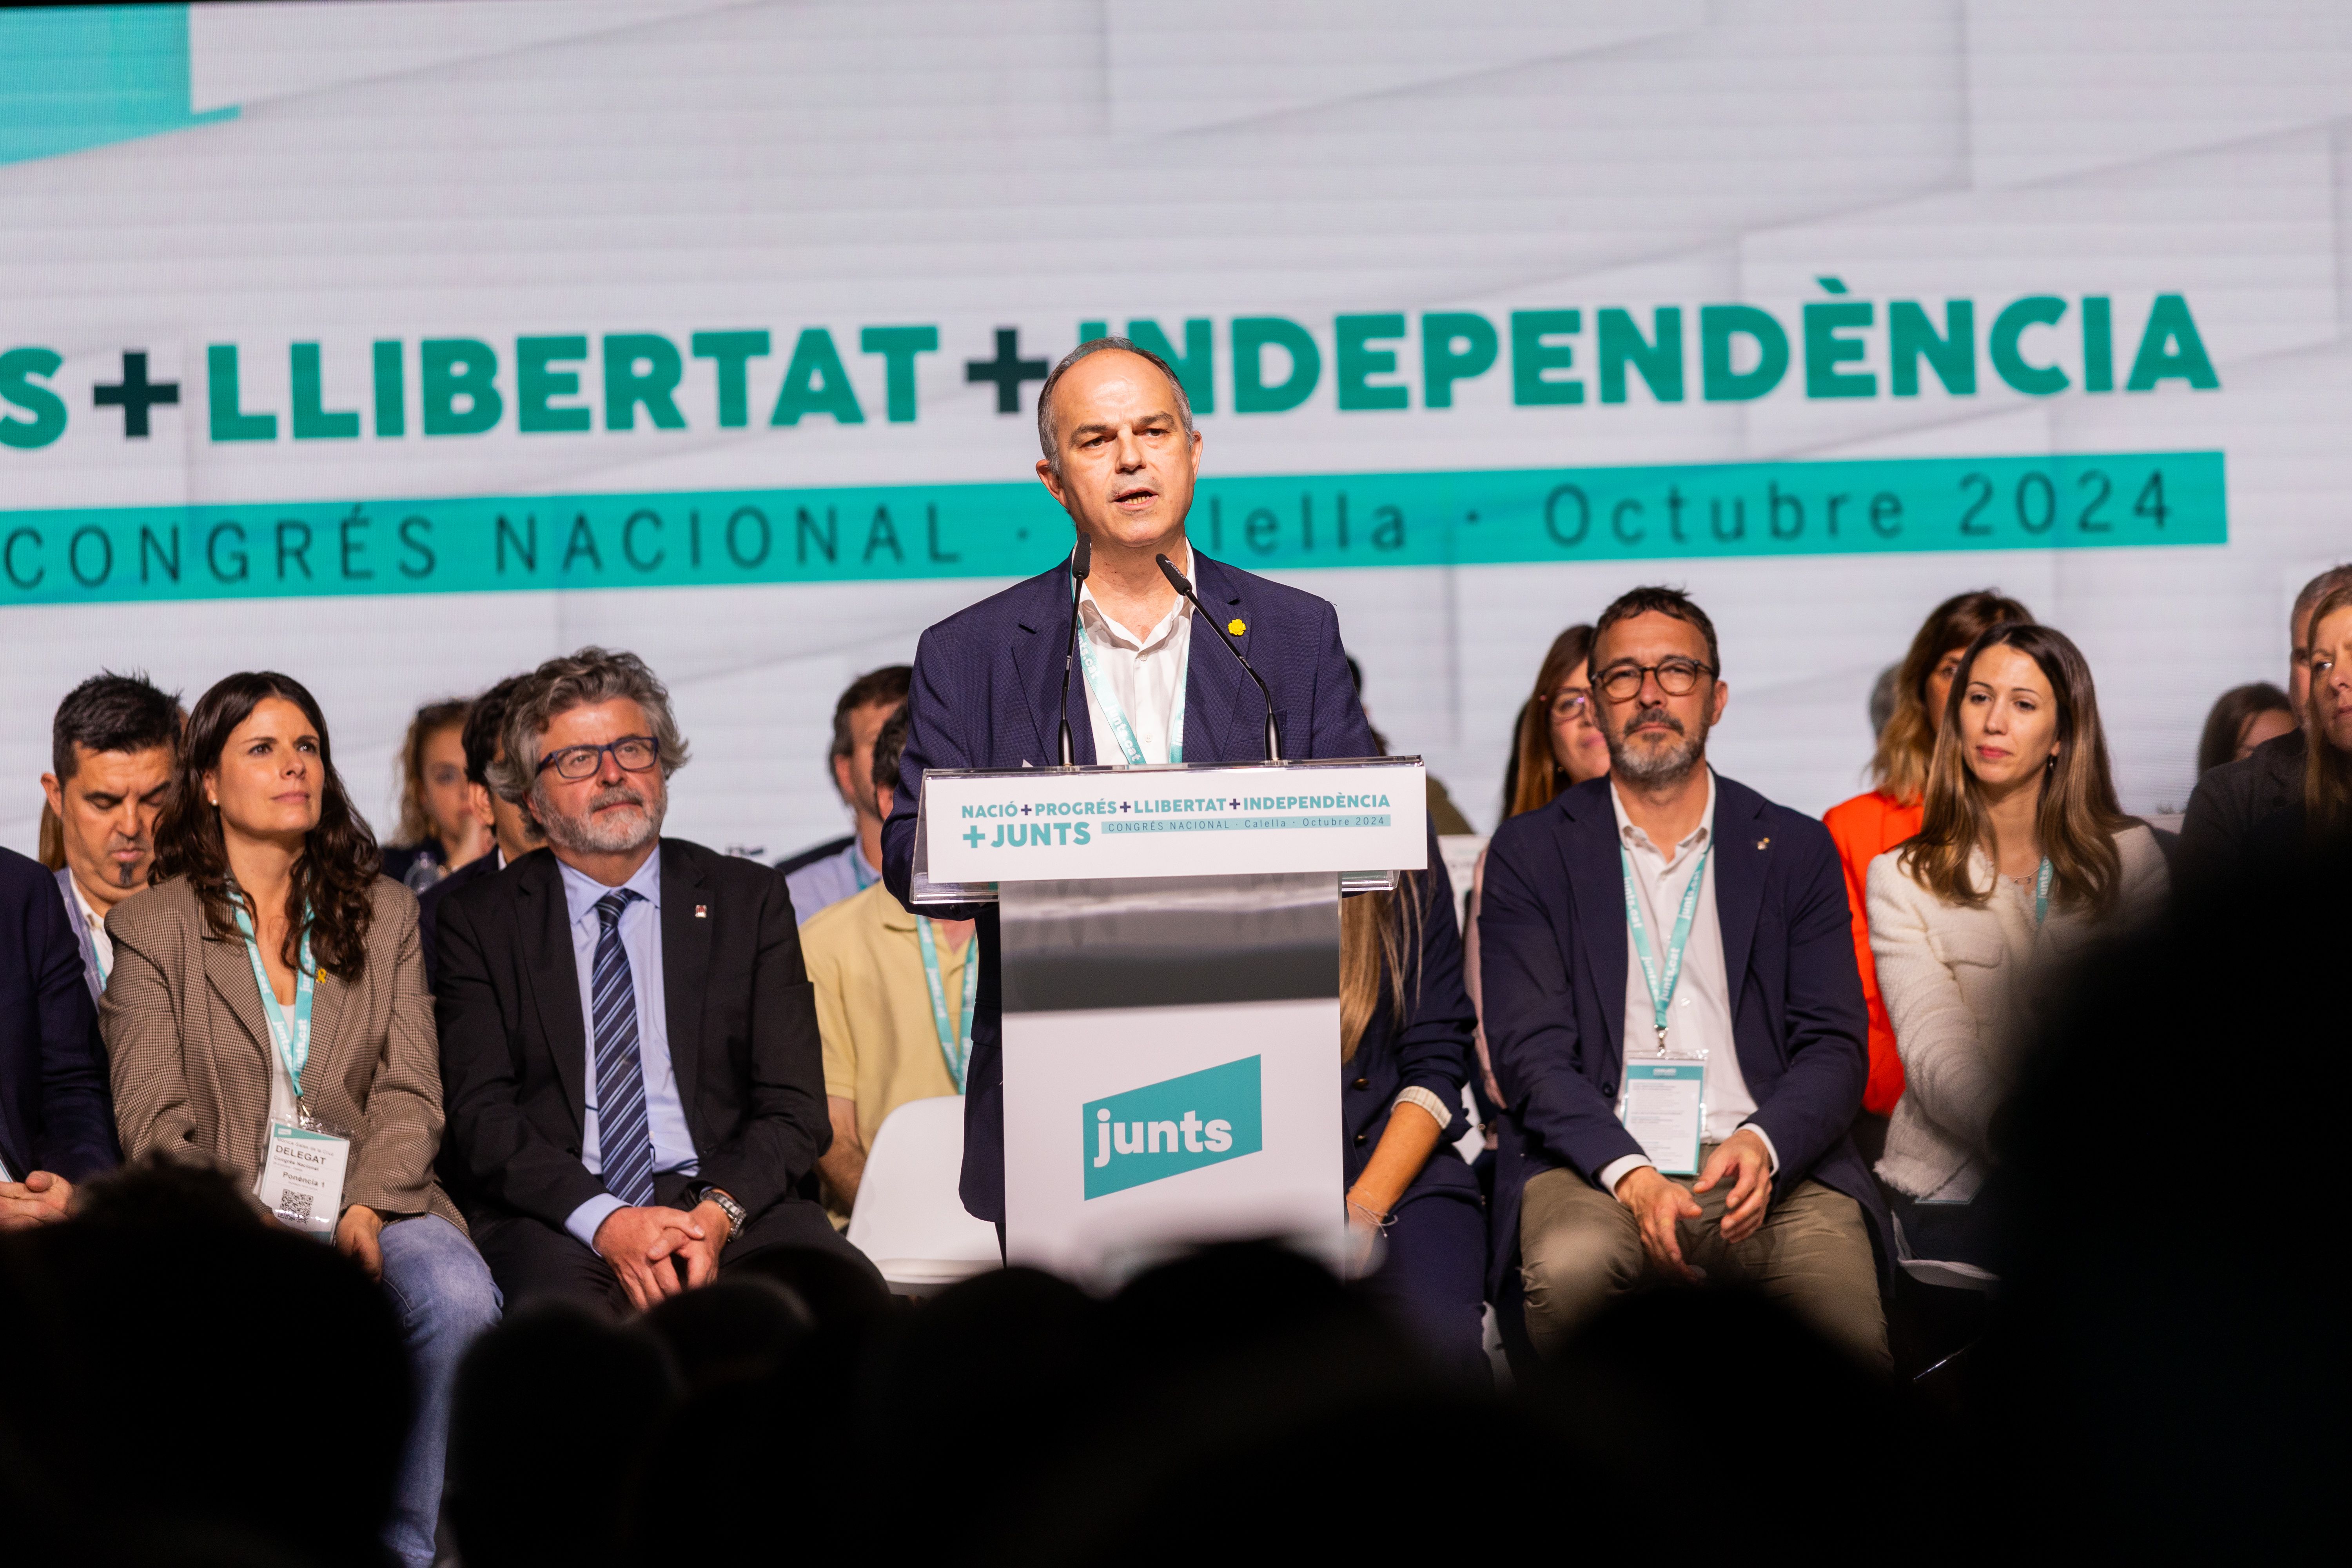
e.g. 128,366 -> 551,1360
539,786 -> 664,856
1608,718 -> 1706,787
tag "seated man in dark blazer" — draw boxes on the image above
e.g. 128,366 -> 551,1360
436,647 -> 875,1314
880,336 -> 1379,1232
2178,562 -> 2350,888
1479,586 -> 1888,1368
0,844 -> 118,1226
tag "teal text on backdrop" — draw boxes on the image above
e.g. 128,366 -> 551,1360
0,450 -> 2223,606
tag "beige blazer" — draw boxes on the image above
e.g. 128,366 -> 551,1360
101,874 -> 464,1230
1866,824 -> 2167,1202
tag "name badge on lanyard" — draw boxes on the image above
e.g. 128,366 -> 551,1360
233,898 -> 352,1238
1076,617 -> 1186,766
1613,841 -> 1712,1177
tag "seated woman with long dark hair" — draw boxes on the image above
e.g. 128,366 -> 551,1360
1340,849 -> 1485,1377
1865,625 -> 2165,1279
102,672 -> 500,1568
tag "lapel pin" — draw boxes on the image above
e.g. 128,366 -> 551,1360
1228,618 -> 1247,635
1755,837 -> 1771,851
694,904 -> 708,918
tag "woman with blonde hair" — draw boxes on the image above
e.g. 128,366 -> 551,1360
381,697 -> 489,891
1336,846 -> 1484,1376
1867,623 -> 2165,1276
1825,590 -> 2032,1134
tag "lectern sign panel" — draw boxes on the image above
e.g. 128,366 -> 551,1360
1084,1056 -> 1265,1200
922,760 -> 1427,884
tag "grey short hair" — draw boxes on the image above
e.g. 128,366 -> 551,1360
488,646 -> 691,802
1035,336 -> 1196,475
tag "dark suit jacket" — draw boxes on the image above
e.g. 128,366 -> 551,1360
2178,729 -> 2305,889
1476,773 -> 1886,1297
433,840 -> 828,1232
881,550 -> 1380,1224
0,848 -> 118,1181
416,850 -> 501,992
1345,838 -> 1479,1209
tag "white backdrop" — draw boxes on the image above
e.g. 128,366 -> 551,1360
5,0 -> 2347,859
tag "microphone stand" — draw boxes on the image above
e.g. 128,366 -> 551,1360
1156,552 -> 1282,762
1056,535 -> 1091,766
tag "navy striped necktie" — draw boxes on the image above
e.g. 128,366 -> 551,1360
590,888 -> 657,1207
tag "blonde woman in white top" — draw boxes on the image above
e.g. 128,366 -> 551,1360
1867,624 -> 2166,1276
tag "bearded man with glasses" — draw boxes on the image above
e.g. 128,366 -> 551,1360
1476,587 -> 1890,1368
433,646 -> 879,1315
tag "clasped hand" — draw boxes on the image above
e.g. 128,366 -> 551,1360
0,1171 -> 74,1230
1610,1128 -> 1775,1279
592,1201 -> 732,1310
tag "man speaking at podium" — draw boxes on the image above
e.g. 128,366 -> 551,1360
881,338 -> 1379,1230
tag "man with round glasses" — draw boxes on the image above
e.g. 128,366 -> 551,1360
1477,586 -> 1889,1367
434,646 -> 877,1314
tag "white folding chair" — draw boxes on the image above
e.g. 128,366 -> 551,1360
844,1094 -> 1003,1295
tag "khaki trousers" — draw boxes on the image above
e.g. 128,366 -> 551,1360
1519,1146 -> 1889,1370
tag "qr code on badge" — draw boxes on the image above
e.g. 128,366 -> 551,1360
278,1189 -> 313,1223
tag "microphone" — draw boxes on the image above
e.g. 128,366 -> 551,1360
1157,552 -> 1281,762
1056,535 -> 1091,766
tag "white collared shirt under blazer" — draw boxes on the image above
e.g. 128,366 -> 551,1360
1866,825 -> 2167,1203
1075,551 -> 1194,767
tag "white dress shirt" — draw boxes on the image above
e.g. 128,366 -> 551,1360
1596,772 -> 1778,1196
1075,546 -> 1193,766
70,877 -> 115,984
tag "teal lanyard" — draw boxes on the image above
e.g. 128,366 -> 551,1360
1075,616 -> 1186,766
231,899 -> 316,1103
851,847 -> 878,891
1621,841 -> 1712,1054
915,916 -> 976,1091
2033,856 -> 2053,930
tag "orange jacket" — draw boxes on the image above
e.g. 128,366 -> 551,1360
1822,789 -> 1921,1117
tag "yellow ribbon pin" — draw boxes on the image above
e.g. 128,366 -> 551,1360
1227,618 -> 1246,635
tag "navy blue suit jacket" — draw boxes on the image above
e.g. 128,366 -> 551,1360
1345,836 -> 1479,1210
0,847 -> 118,1181
1476,773 -> 1886,1296
881,549 -> 1379,1224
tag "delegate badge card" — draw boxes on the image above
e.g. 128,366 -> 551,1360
1618,1059 -> 1705,1177
259,1120 -> 351,1238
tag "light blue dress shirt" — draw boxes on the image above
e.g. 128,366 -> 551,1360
558,853 -> 700,1249
784,838 -> 878,925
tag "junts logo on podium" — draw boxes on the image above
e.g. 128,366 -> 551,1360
1082,1056 -> 1263,1200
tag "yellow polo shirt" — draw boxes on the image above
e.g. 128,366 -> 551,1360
801,880 -> 971,1156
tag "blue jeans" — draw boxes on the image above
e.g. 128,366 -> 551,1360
379,1215 -> 503,1568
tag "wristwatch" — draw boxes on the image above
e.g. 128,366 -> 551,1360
686,1183 -> 746,1243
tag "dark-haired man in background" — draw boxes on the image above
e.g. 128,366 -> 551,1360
1479,586 -> 1887,1367
418,673 -> 542,987
38,671 -> 181,1002
781,664 -> 912,924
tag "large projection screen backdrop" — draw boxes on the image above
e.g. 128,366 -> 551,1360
4,1 -> 2347,855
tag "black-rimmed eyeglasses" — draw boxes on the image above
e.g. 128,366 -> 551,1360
535,735 -> 661,781
1595,659 -> 1716,702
